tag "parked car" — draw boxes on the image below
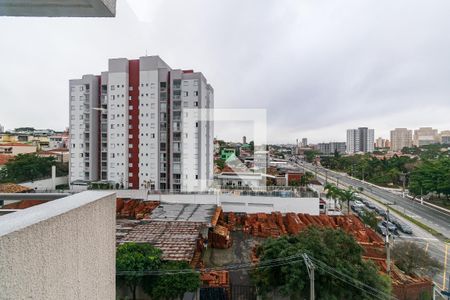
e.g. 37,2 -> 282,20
376,223 -> 388,236
350,204 -> 363,213
353,200 -> 365,208
381,220 -> 398,234
392,220 -> 413,234
365,202 -> 376,209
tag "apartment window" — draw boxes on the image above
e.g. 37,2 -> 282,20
194,91 -> 199,96
111,85 -> 115,91
193,80 -> 198,86
183,91 -> 188,97
160,82 -> 167,89
129,86 -> 133,91
196,175 -> 199,179
194,101 -> 198,107
151,133 -> 155,138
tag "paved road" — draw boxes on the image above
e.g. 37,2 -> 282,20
299,160 -> 450,238
288,157 -> 450,293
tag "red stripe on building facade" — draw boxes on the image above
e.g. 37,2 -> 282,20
128,60 -> 140,188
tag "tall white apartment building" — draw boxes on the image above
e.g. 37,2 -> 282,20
69,75 -> 100,182
390,128 -> 412,151
69,56 -> 214,191
413,127 -> 438,147
346,127 -> 374,154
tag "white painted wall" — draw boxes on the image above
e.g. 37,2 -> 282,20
138,69 -> 159,188
21,176 -> 68,191
107,70 -> 129,187
0,191 -> 116,300
146,192 -> 319,215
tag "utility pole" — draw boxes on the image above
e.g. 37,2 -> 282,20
361,166 -> 365,181
303,254 -> 315,300
384,203 -> 395,276
386,207 -> 391,276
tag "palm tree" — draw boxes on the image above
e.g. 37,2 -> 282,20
337,187 -> 357,214
324,183 -> 340,210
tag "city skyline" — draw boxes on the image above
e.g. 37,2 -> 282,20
2,1 -> 450,143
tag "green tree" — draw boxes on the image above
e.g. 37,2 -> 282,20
304,150 -> 319,163
360,210 -> 378,230
409,157 -> 450,205
300,172 -> 314,186
252,226 -> 391,299
0,153 -> 56,183
116,243 -> 162,300
392,241 -> 442,277
144,261 -> 200,300
324,183 -> 340,209
214,158 -> 226,170
337,187 -> 357,215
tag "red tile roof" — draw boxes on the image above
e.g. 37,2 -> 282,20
117,220 -> 205,261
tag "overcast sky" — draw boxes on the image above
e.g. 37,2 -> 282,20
1,0 -> 450,144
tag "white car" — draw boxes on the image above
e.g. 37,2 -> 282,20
353,200 -> 365,208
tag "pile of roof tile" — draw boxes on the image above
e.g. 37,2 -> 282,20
0,183 -> 32,193
200,271 -> 230,287
243,212 -> 287,238
220,212 -> 432,300
224,212 -> 383,245
208,224 -> 232,249
116,198 -> 160,219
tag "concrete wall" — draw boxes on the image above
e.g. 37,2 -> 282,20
115,190 -> 320,214
0,191 -> 116,300
21,176 -> 68,190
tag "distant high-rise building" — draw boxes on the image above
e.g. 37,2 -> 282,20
346,127 -> 374,154
302,138 -> 308,147
243,136 -> 247,144
69,56 -> 214,192
413,127 -> 438,147
317,142 -> 346,155
390,128 -> 412,151
0,124 -> 4,133
440,130 -> 450,145
375,137 -> 386,148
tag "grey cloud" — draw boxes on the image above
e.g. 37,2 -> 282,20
0,0 -> 449,143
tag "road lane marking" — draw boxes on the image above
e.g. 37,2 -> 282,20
443,243 -> 448,290
397,236 -> 439,242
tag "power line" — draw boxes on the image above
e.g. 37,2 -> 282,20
116,252 -> 395,299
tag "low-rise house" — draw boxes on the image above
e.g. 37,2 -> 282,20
0,143 -> 37,156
